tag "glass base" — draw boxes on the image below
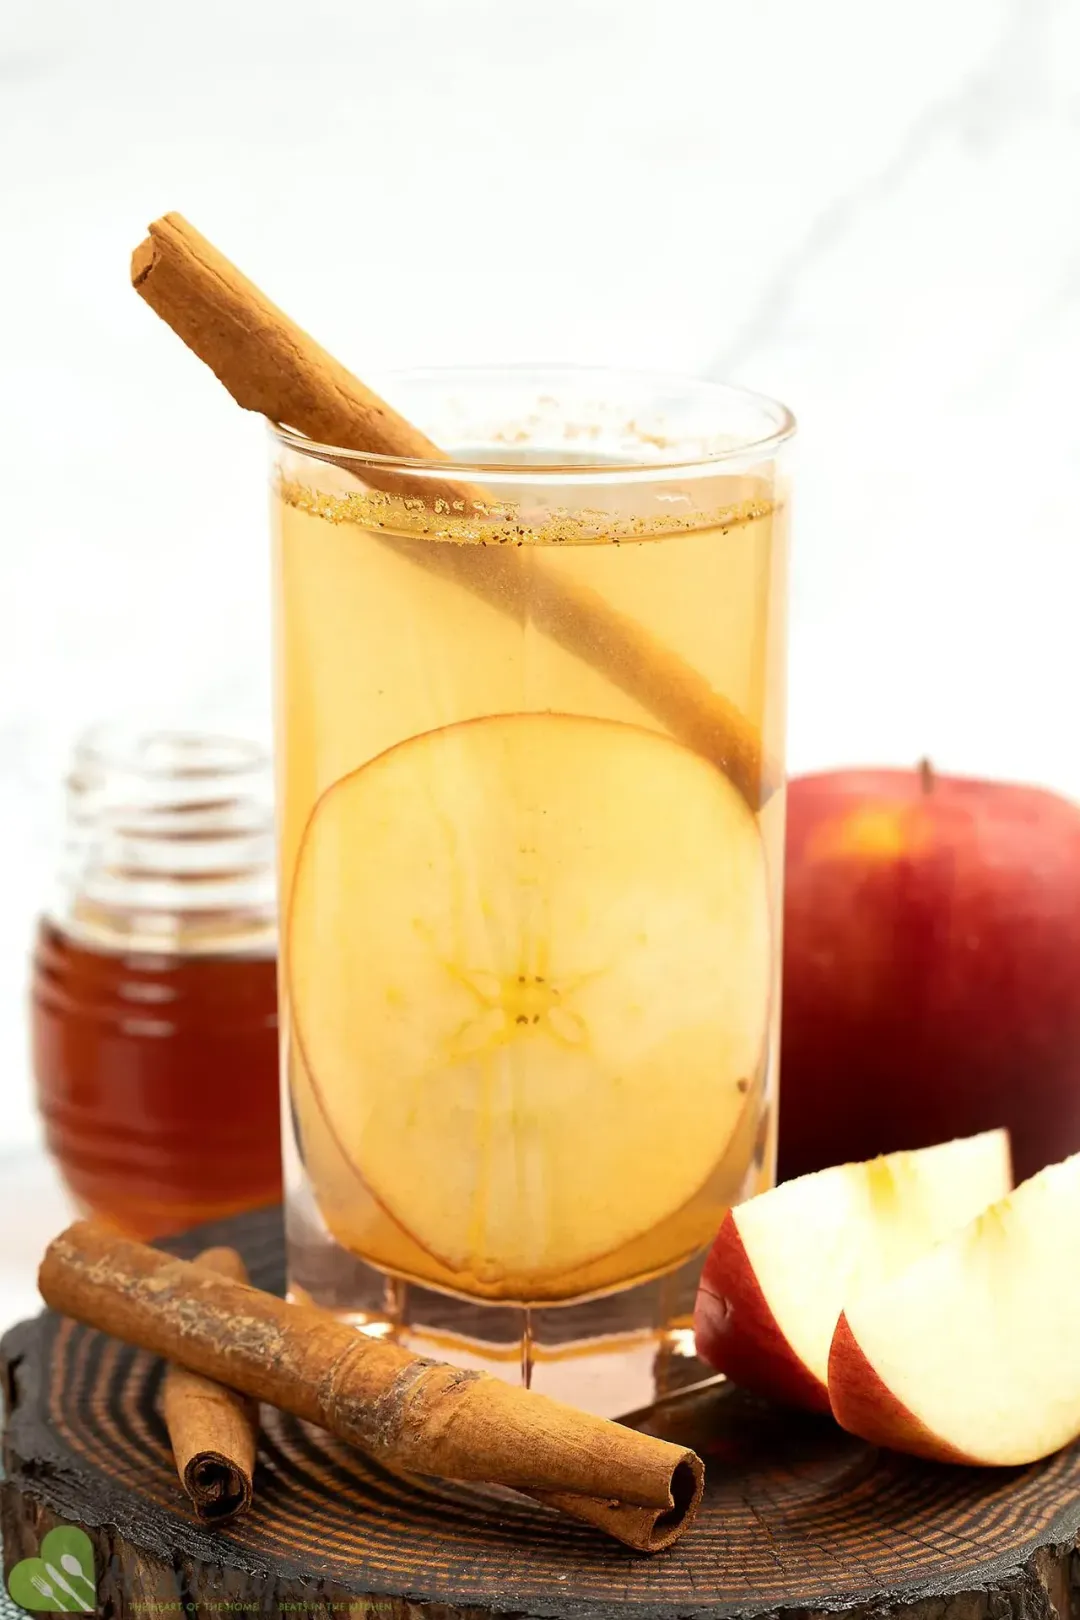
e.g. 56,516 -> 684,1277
287,1207 -> 712,1418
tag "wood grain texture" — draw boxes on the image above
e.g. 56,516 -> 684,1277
5,1205 -> 1080,1619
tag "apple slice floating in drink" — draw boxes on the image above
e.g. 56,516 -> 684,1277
829,1150 -> 1080,1464
694,1129 -> 1012,1410
288,712 -> 770,1296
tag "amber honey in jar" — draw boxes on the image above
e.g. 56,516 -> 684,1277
31,729 -> 281,1238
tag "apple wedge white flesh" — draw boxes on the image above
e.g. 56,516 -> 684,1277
288,712 -> 771,1294
829,1150 -> 1080,1464
694,1129 -> 1011,1411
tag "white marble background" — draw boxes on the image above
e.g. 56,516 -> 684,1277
1,0 -> 1079,1177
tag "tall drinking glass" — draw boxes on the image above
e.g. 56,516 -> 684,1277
273,368 -> 793,1417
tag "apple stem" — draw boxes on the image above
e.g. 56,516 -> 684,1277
918,757 -> 934,795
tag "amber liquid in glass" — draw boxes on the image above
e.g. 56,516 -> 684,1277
33,728 -> 282,1240
277,453 -> 787,1413
32,920 -> 281,1239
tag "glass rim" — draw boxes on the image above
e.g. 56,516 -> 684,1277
269,363 -> 796,479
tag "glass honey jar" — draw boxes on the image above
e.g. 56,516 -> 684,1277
31,728 -> 281,1238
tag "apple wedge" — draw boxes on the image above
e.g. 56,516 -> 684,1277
694,1130 -> 1011,1411
828,1150 -> 1080,1464
288,712 -> 771,1296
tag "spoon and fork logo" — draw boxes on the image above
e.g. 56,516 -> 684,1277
7,1525 -> 96,1612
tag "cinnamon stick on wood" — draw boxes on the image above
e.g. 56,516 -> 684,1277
40,1222 -> 703,1553
161,1247 -> 258,1524
130,212 -> 777,810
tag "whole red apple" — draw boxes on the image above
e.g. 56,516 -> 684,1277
780,764 -> 1080,1184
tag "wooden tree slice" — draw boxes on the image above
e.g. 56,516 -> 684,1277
4,1205 -> 1080,1619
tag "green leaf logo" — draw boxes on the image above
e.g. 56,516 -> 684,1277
7,1525 -> 96,1612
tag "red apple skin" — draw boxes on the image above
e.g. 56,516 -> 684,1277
827,1312 -> 978,1464
693,1211 -> 832,1412
780,768 -> 1080,1186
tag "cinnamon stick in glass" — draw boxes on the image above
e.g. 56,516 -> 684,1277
161,1246 -> 258,1524
40,1222 -> 704,1552
130,212 -> 775,810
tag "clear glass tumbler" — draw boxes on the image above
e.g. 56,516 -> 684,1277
273,367 -> 793,1416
